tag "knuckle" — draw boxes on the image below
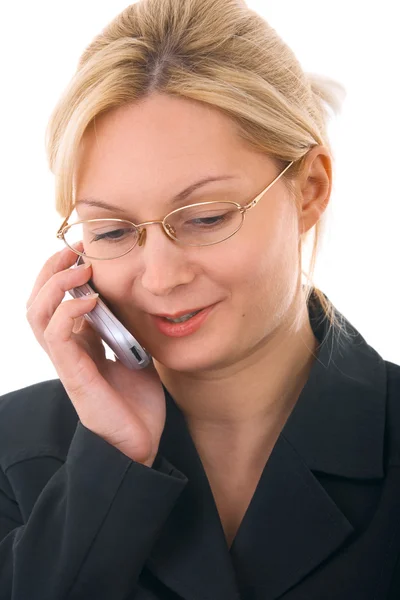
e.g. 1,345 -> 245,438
47,270 -> 78,300
46,250 -> 75,282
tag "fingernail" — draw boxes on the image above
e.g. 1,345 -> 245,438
76,261 -> 92,269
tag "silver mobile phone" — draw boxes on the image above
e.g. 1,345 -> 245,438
68,254 -> 151,370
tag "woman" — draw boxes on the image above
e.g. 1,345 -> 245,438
0,0 -> 399,598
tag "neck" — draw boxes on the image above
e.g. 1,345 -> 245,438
154,293 -> 320,470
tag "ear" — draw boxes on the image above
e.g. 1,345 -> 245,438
296,146 -> 332,235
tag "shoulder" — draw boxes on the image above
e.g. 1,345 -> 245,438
0,379 -> 78,471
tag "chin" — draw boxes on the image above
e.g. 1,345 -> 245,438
150,340 -> 228,373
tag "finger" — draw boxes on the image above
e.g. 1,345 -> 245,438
44,295 -> 101,393
26,241 -> 84,310
42,296 -> 137,438
26,257 -> 93,349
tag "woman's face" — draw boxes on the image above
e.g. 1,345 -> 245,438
75,93 -> 307,373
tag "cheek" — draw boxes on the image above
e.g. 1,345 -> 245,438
218,218 -> 296,290
89,268 -> 132,310
216,212 -> 299,327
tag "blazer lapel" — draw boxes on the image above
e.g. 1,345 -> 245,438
229,433 -> 354,599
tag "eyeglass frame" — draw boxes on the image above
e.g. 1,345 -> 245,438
56,159 -> 294,260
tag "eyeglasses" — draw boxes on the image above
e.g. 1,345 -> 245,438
56,160 -> 294,260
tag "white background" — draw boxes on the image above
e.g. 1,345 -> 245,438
0,1 -> 399,395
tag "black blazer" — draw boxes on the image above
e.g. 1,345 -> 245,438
1,291 -> 400,600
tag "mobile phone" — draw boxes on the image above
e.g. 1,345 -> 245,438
68,254 -> 151,370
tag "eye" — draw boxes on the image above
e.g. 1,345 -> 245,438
188,215 -> 225,227
92,228 -> 131,242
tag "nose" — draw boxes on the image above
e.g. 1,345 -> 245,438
138,225 -> 196,296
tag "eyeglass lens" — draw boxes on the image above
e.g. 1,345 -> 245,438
64,202 -> 244,259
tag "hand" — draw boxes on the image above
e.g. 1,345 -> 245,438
26,244 -> 166,467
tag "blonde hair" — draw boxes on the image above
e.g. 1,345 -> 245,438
46,0 -> 350,343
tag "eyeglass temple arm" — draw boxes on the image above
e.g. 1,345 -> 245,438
242,160 -> 294,211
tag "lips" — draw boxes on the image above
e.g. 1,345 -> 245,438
152,306 -> 212,319
150,304 -> 216,338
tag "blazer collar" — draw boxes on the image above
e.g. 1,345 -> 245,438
283,288 -> 386,479
145,289 -> 387,600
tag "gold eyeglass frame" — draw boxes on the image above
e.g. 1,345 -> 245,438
56,160 -> 294,260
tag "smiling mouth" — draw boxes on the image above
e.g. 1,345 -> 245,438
150,303 -> 217,338
153,305 -> 212,322
162,310 -> 202,323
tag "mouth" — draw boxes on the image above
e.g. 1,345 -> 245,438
150,304 -> 217,337
153,306 -> 213,323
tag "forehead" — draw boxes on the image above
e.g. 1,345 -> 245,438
75,94 -> 253,190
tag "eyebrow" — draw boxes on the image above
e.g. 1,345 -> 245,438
75,175 -> 237,214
